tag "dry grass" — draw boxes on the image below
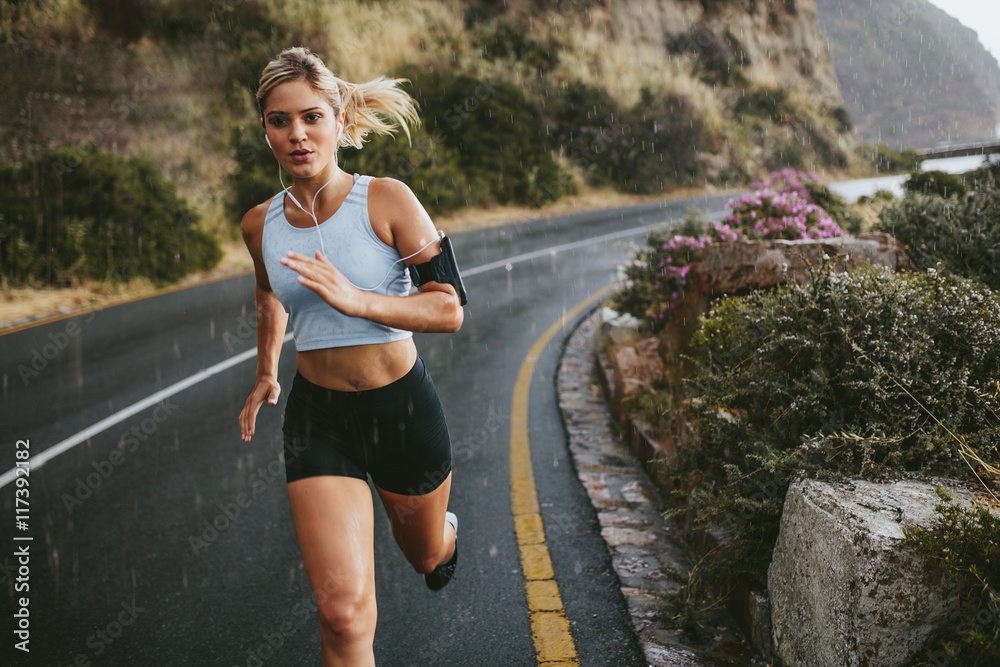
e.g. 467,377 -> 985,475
855,199 -> 893,231
2,0 -> 95,44
0,239 -> 253,330
559,0 -> 703,105
311,0 -> 465,81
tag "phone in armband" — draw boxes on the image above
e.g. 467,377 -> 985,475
407,234 -> 468,306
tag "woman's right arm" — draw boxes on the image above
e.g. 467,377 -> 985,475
239,203 -> 290,443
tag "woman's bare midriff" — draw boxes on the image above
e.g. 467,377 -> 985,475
295,338 -> 418,391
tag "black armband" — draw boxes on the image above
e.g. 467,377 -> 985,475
407,235 -> 468,306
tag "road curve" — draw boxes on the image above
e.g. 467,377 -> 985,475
1,193 -> 731,666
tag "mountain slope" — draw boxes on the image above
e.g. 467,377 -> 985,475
1,0 -> 857,231
814,0 -> 1000,148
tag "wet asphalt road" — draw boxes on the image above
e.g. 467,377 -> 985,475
0,193 -> 730,666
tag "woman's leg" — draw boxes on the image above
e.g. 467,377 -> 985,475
287,476 -> 377,667
376,472 -> 456,575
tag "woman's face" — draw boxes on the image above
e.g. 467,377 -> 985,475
262,79 -> 343,181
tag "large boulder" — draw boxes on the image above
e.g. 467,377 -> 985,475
768,478 -> 977,666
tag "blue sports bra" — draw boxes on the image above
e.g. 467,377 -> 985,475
261,175 -> 413,351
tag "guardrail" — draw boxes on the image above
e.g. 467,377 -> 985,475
916,140 -> 1000,160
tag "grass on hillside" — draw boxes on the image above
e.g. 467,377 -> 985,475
1,0 -> 875,325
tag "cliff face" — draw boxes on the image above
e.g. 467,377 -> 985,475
814,0 -> 1000,148
319,0 -> 845,112
1,0 -> 854,222
523,0 -> 843,104
328,0 -> 855,181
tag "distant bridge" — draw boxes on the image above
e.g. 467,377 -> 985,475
916,140 -> 1000,160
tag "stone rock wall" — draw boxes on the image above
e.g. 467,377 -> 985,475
657,233 -> 910,441
604,235 -> 993,664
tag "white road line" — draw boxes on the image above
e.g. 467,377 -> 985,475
0,335 -> 293,488
462,209 -> 727,277
462,223 -> 655,277
2,212 -> 718,489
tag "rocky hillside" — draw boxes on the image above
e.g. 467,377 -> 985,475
1,0 -> 857,232
815,0 -> 1000,149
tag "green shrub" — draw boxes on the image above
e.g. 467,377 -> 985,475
546,80 -> 622,188
80,0 -> 153,43
905,489 -> 1000,666
831,106 -> 852,133
803,180 -> 864,234
763,136 -> 808,172
875,180 -> 1000,290
905,170 -> 969,199
545,81 -> 710,194
665,267 -> 1000,587
666,26 -> 748,87
964,159 -> 1000,190
858,189 -> 896,205
206,1 -> 300,112
612,208 -> 712,331
856,143 -> 923,174
81,0 -> 276,47
341,124 -> 474,217
734,85 -> 793,122
227,125 -> 283,227
406,71 -> 569,207
0,145 -> 221,286
475,20 -> 559,72
612,170 -> 848,331
616,89 -> 709,193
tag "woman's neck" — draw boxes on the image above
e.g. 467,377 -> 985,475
288,167 -> 350,216
292,165 -> 344,200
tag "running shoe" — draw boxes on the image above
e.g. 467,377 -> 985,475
425,511 -> 458,591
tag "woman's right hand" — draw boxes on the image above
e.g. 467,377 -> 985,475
240,377 -> 281,442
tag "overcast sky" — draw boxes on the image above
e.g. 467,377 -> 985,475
926,0 -> 1000,59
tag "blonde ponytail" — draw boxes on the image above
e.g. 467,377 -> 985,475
256,47 -> 419,149
336,76 -> 419,149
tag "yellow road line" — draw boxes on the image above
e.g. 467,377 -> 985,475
509,283 -> 616,665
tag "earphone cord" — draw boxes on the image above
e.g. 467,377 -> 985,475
279,167 -> 441,293
279,166 -> 332,256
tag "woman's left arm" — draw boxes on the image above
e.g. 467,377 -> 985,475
280,177 -> 464,333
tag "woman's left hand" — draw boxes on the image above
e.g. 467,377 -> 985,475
280,251 -> 367,318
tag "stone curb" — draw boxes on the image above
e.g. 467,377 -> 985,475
557,309 -> 754,667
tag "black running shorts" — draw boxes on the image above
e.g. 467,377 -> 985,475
282,357 -> 452,495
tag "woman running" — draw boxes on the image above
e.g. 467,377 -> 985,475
238,46 -> 462,667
